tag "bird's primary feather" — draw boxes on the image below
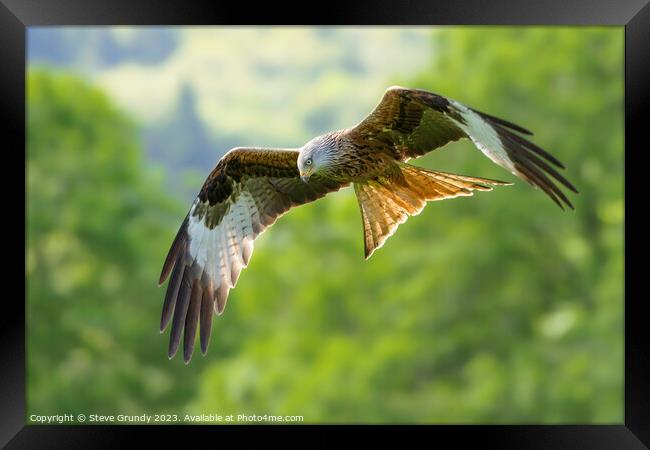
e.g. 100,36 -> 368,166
159,86 -> 578,362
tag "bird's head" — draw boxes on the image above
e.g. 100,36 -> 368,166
297,134 -> 337,183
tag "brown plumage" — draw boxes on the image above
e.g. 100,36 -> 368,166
159,86 -> 578,362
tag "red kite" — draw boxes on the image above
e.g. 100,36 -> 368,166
159,86 -> 577,363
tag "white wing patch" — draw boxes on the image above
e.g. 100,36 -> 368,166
186,191 -> 260,313
449,100 -> 516,174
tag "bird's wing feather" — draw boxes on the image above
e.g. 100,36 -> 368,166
346,86 -> 577,208
159,147 -> 345,363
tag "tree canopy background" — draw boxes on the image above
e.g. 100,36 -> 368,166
26,27 -> 623,423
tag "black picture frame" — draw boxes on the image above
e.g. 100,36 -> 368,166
6,0 -> 648,446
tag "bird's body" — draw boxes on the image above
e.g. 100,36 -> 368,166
159,86 -> 578,363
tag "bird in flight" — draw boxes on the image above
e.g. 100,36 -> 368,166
159,86 -> 578,363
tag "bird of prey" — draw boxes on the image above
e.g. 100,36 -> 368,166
159,86 -> 578,363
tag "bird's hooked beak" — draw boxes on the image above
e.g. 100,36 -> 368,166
300,170 -> 311,183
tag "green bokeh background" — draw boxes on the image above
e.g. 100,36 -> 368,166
26,27 -> 623,423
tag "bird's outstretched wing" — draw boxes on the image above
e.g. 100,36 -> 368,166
159,147 -> 345,363
346,86 -> 578,209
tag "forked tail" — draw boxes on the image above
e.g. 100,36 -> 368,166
354,164 -> 511,259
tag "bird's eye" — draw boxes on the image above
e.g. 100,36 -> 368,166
305,159 -> 312,166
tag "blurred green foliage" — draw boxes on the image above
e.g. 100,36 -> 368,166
27,27 -> 623,423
